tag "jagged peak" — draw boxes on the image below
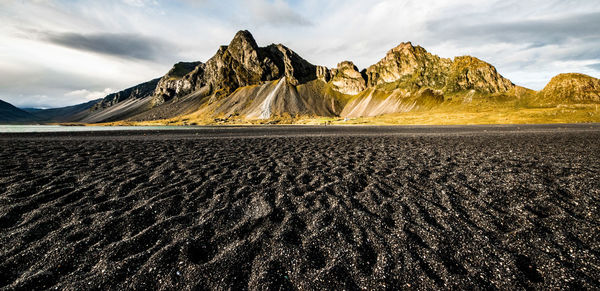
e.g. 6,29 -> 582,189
388,41 -> 427,55
392,41 -> 414,50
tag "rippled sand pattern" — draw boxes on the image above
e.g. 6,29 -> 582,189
0,126 -> 599,289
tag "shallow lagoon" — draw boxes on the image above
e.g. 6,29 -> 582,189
0,125 -> 202,133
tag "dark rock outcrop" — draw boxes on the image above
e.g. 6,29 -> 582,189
153,62 -> 202,106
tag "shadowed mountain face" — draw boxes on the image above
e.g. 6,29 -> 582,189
23,99 -> 101,123
0,100 -> 33,123
8,30 -> 598,124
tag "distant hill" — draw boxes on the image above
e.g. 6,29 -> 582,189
0,99 -> 34,123
0,98 -> 102,124
23,99 -> 101,122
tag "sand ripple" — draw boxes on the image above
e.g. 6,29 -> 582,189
0,126 -> 599,289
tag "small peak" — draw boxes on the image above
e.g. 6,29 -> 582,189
391,42 -> 415,52
337,61 -> 356,68
386,41 -> 429,58
336,61 -> 361,72
229,30 -> 258,48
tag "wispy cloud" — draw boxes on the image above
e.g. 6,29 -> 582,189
588,63 -> 600,71
246,0 -> 312,26
65,88 -> 114,101
426,11 -> 600,47
41,31 -> 174,61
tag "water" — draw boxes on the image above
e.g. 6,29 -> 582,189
0,125 -> 202,133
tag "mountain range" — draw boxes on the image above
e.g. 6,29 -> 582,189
2,30 -> 599,125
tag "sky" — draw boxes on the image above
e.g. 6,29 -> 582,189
1,0 -> 599,108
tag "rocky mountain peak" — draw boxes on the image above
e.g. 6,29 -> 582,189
229,30 -> 258,48
445,56 -> 514,93
367,41 -> 451,88
390,42 -> 415,52
149,30 -> 319,102
227,30 -> 262,67
365,42 -> 514,94
337,61 -> 360,71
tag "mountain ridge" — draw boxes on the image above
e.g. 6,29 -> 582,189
79,30 -> 521,123
2,30 -> 599,125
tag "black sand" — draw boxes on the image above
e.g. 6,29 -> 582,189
0,124 -> 599,289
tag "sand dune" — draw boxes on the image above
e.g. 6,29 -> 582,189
0,125 -> 599,289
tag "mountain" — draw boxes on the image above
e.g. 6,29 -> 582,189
332,42 -> 516,118
83,30 -> 339,123
59,30 -> 599,125
0,100 -> 33,123
74,78 -> 161,123
537,73 -> 600,105
24,99 -> 101,122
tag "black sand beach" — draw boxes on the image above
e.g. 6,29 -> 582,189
0,124 -> 599,289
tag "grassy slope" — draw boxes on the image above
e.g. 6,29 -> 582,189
97,99 -> 600,127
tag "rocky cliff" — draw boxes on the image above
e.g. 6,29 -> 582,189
153,62 -> 202,106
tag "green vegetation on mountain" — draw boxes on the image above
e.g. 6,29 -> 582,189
537,73 -> 600,105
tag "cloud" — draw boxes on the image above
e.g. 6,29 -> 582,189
588,63 -> 600,71
40,31 -> 174,61
426,11 -> 600,47
65,88 -> 113,100
245,0 -> 312,26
